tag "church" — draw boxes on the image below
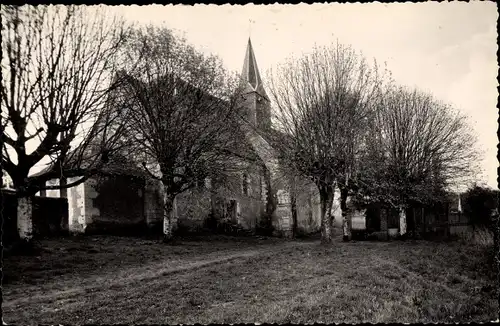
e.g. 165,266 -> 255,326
39,38 -> 324,237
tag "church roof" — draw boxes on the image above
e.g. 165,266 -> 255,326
241,38 -> 269,100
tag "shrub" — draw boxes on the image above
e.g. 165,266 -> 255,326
457,227 -> 494,247
463,185 -> 499,231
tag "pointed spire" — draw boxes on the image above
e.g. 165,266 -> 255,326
241,38 -> 268,100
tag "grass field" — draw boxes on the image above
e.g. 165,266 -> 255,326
3,233 -> 498,324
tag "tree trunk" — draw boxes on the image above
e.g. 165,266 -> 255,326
445,203 -> 450,238
412,207 -> 417,239
60,177 -> 68,198
17,196 -> 34,242
291,176 -> 298,238
340,186 -> 351,242
422,207 -> 426,236
399,206 -> 407,236
319,185 -> 335,244
163,194 -> 175,242
291,193 -> 298,238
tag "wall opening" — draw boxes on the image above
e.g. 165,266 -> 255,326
227,199 -> 238,224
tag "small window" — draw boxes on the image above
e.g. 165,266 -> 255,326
242,173 -> 249,196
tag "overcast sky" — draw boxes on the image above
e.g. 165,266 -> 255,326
116,2 -> 498,189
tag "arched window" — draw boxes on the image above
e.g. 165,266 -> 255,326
242,173 -> 250,196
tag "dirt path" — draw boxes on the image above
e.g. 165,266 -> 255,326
3,240 -> 317,308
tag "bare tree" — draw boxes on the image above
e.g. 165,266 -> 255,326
117,26 -> 245,241
1,5 -> 129,243
267,41 -> 385,243
353,85 -> 479,236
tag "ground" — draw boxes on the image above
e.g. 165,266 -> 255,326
3,233 -> 498,324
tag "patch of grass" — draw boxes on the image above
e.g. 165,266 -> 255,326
459,227 -> 495,247
3,235 -> 497,324
2,234 -> 282,288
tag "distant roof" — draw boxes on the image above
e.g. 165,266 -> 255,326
31,152 -> 149,180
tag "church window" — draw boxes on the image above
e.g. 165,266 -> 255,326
242,173 -> 250,196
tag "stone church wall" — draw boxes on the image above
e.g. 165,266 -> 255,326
176,187 -> 212,231
173,162 -> 266,232
233,166 -> 266,230
44,169 -> 322,237
212,164 -> 266,230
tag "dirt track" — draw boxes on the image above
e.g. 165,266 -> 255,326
3,238 -> 315,309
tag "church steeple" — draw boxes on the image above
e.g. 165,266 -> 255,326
241,38 -> 269,100
240,38 -> 271,129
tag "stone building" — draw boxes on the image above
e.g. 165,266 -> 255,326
39,38 -> 322,237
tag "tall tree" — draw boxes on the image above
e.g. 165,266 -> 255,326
354,86 -> 479,236
117,26 -> 244,241
267,42 -> 385,243
1,5 -> 129,243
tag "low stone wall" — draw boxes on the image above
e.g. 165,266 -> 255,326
2,191 -> 18,244
1,190 -> 68,244
449,224 -> 473,236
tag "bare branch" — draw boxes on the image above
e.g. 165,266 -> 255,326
115,25 -> 246,212
1,5 -> 130,195
265,40 -> 389,242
